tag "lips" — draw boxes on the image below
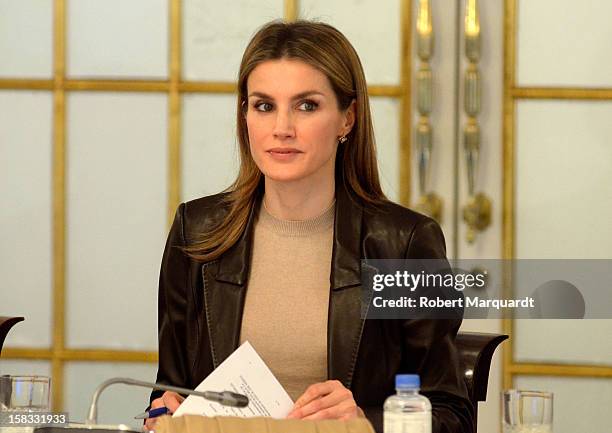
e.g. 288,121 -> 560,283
266,147 -> 303,161
267,147 -> 302,154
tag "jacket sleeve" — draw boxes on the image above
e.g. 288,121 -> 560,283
149,203 -> 191,405
403,217 -> 475,433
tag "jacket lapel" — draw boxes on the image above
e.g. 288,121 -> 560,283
327,182 -> 366,388
202,197 -> 258,368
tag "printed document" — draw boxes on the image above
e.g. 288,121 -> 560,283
173,341 -> 294,419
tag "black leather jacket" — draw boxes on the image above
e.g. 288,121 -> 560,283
151,182 -> 474,433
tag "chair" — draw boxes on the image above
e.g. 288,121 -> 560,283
456,332 -> 508,433
0,316 -> 24,357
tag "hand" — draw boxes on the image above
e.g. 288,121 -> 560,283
286,380 -> 364,421
143,391 -> 184,431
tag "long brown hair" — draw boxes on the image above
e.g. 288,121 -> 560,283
185,20 -> 387,262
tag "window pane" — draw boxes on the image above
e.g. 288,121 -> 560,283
517,0 -> 612,87
0,360 -> 51,377
516,100 -> 612,259
67,0 -> 168,78
66,92 -> 167,350
300,0 -> 401,85
0,0 -> 53,78
0,90 -> 53,348
181,94 -> 239,202
183,0 -> 283,81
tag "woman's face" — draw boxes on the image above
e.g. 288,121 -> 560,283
245,59 -> 354,185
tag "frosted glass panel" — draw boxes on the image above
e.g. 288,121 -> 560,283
181,94 -> 240,203
0,91 -> 53,348
516,101 -> 612,259
517,0 -> 612,87
0,360 -> 51,377
66,93 -> 167,350
300,0 -> 401,85
65,362 -> 157,426
514,320 -> 612,365
371,97 -> 400,203
514,375 -> 612,433
183,0 -> 284,81
67,0 -> 168,78
0,0 -> 53,78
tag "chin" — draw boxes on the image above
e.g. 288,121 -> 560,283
261,169 -> 307,183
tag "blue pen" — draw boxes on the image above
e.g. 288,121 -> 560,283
134,406 -> 169,419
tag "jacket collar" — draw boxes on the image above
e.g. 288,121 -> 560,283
215,180 -> 363,290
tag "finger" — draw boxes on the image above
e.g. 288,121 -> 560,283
150,397 -> 165,409
294,387 -> 353,419
293,380 -> 342,410
303,399 -> 357,421
162,392 -> 182,412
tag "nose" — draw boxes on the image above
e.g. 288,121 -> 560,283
272,107 -> 295,140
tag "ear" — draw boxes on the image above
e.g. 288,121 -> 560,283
339,99 -> 356,136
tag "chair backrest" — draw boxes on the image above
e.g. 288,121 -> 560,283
456,331 -> 508,431
0,317 -> 24,357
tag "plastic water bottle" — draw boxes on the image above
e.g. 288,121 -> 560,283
383,374 -> 432,433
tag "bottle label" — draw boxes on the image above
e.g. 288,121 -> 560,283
384,411 -> 432,433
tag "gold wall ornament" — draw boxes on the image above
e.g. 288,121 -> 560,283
465,0 -> 481,62
462,0 -> 491,243
414,0 -> 442,223
415,192 -> 443,223
416,0 -> 433,59
463,192 -> 491,243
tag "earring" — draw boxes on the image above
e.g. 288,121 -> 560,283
339,135 -> 348,143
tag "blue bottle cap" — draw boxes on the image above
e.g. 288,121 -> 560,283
396,374 -> 420,389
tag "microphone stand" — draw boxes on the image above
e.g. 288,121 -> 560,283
86,377 -> 248,425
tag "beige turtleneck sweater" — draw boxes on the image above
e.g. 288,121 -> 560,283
239,199 -> 335,401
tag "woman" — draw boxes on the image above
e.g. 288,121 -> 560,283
148,20 -> 474,433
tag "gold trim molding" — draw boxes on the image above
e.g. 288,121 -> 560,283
2,348 -> 157,363
510,363 -> 612,378
399,0 -> 413,206
513,86 -> 612,100
66,80 -> 168,92
285,0 -> 299,22
1,348 -> 54,359
0,79 -> 54,90
168,0 -> 182,226
51,0 -> 66,412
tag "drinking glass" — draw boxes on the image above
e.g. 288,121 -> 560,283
0,376 -> 50,412
503,390 -> 553,433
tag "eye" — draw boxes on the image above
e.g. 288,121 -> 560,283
254,101 -> 273,112
298,100 -> 318,112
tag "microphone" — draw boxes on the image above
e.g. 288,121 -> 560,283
86,377 -> 249,425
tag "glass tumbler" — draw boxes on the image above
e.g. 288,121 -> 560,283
503,389 -> 553,433
0,376 -> 50,412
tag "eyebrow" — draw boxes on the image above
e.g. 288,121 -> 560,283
247,90 -> 325,100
